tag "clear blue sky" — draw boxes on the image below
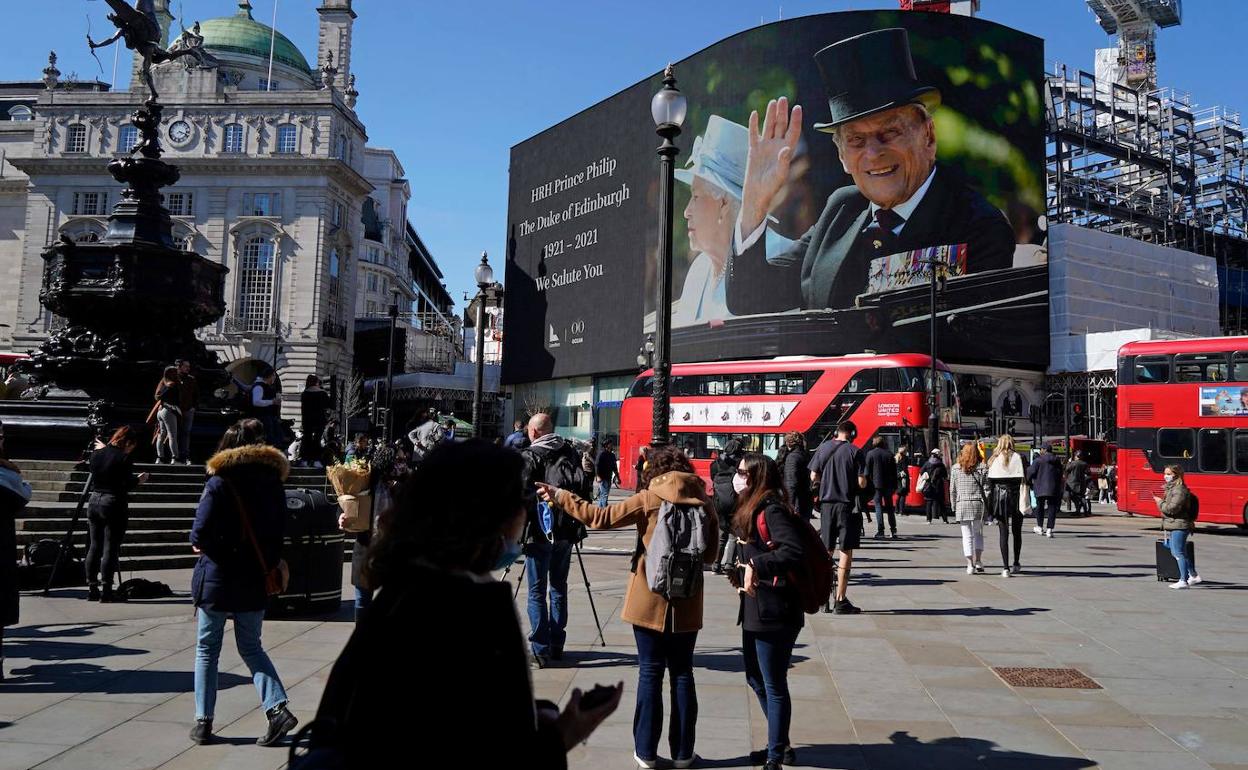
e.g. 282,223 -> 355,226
6,1 -> 1247,306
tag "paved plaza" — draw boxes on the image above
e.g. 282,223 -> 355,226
2,505 -> 1247,769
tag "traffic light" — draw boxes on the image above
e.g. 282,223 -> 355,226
1005,418 -> 1017,435
1071,402 -> 1086,434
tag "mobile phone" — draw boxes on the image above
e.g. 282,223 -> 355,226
579,684 -> 616,711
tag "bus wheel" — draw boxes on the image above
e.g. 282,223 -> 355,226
1241,505 -> 1248,531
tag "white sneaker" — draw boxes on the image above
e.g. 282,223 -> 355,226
967,564 -> 975,574
975,563 -> 984,573
634,754 -> 657,769
1001,568 -> 1011,578
1033,526 -> 1043,535
1045,529 -> 1054,538
1188,575 -> 1202,585
1170,580 -> 1189,590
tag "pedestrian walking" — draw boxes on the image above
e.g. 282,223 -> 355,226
248,368 -> 283,447
1106,462 -> 1118,503
1156,465 -> 1202,588
920,449 -> 949,524
594,439 -> 621,507
987,434 -> 1026,577
189,418 -> 296,747
1064,451 -> 1090,515
809,421 -> 866,614
0,421 -> 31,682
305,440 -> 621,766
777,432 -> 813,521
299,375 -> 331,468
949,443 -> 988,574
864,436 -> 898,539
85,426 -> 150,601
894,443 -> 911,516
635,445 -> 650,492
340,446 -> 398,621
537,443 -> 715,769
503,419 -> 529,450
729,452 -> 804,770
521,414 -> 593,668
710,438 -> 744,573
154,366 -> 182,464
175,359 -> 199,463
1026,444 -> 1062,537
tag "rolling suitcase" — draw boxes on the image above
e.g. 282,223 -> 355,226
270,488 -> 345,616
1155,538 -> 1194,582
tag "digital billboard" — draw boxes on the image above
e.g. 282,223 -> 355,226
1199,386 -> 1248,417
503,11 -> 1046,385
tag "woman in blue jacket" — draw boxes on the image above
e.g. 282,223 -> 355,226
189,418 -> 296,747
730,452 -> 805,770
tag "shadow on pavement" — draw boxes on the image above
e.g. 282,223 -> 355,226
5,623 -> 118,640
4,661 -> 250,695
1025,570 -> 1151,579
878,606 -> 1051,617
855,573 -> 953,587
5,639 -> 147,661
697,731 -> 1096,769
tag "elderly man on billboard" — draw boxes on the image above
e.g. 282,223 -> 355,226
725,27 -> 1015,314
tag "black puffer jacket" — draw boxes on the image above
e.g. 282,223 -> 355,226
738,497 -> 805,633
780,447 -> 813,519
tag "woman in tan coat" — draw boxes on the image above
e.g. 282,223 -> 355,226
538,444 -> 717,770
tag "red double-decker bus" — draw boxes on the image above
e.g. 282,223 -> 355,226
1117,337 -> 1248,527
619,353 -> 960,511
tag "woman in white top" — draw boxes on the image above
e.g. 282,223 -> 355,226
986,434 -> 1026,577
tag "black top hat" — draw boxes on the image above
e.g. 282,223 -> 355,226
812,28 -> 941,133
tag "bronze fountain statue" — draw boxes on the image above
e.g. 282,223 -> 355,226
87,0 -> 211,101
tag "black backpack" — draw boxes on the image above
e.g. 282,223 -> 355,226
711,458 -> 737,520
527,444 -> 590,543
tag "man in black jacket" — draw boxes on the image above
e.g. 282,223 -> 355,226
520,414 -> 592,668
710,438 -> 744,574
864,436 -> 899,539
1064,452 -> 1091,517
1026,445 -> 1063,536
725,28 -> 1013,315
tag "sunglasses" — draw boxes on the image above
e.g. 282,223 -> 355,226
735,468 -> 749,477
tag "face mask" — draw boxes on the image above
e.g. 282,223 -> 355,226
732,474 -> 749,495
492,535 -> 523,572
1163,474 -> 1175,483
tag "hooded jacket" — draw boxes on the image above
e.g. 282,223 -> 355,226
1158,478 -> 1196,532
190,444 -> 289,613
555,471 -> 717,632
522,433 -> 591,542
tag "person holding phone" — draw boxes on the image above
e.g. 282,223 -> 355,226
1155,465 -> 1202,588
729,452 -> 805,770
308,440 -> 622,766
537,444 -> 716,770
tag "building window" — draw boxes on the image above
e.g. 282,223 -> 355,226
72,192 -> 107,215
367,272 -> 378,292
118,124 -> 139,153
166,192 -> 193,216
331,202 -> 344,228
367,245 -> 381,264
223,123 -> 244,153
335,134 -> 348,161
328,247 -> 343,327
243,192 -> 281,217
275,124 -> 297,154
259,78 -> 281,91
366,300 -> 377,316
74,231 -> 100,243
66,123 -> 87,153
7,105 -> 33,121
237,236 -> 275,333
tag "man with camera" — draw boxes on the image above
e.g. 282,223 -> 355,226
520,414 -> 594,668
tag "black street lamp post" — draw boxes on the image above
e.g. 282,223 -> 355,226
923,257 -> 948,455
471,251 -> 494,439
384,288 -> 399,443
650,64 -> 686,447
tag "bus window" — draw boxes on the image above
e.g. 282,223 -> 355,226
1199,429 -> 1229,472
1157,428 -> 1195,459
1233,353 -> 1248,383
1235,430 -> 1248,473
845,369 -> 879,394
1174,354 -> 1229,383
1135,356 -> 1170,384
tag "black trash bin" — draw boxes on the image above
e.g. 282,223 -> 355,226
269,488 -> 344,617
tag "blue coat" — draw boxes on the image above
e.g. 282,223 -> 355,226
191,444 -> 288,614
1026,452 -> 1064,499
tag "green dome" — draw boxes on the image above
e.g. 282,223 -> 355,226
198,3 -> 312,74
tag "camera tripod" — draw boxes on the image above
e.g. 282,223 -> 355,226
502,521 -> 605,647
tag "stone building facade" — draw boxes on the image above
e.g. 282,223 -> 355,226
0,0 -> 423,426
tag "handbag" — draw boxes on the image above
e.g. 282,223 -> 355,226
222,478 -> 289,596
1019,483 -> 1034,515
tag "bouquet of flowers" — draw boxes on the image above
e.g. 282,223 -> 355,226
328,459 -> 372,532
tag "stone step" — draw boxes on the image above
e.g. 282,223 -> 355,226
18,516 -> 196,532
15,528 -> 190,545
30,490 -> 205,503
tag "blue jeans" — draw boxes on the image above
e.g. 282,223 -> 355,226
354,586 -> 372,620
1035,496 -> 1059,531
873,490 -> 896,535
194,608 -> 288,720
597,480 -> 611,507
178,408 -> 195,463
1169,529 -> 1197,582
633,625 -> 698,762
525,539 -> 571,657
744,627 -> 800,762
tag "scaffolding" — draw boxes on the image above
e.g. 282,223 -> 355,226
1046,63 -> 1248,333
407,308 -> 462,374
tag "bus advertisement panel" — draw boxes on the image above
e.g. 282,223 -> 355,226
503,10 -> 1045,384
